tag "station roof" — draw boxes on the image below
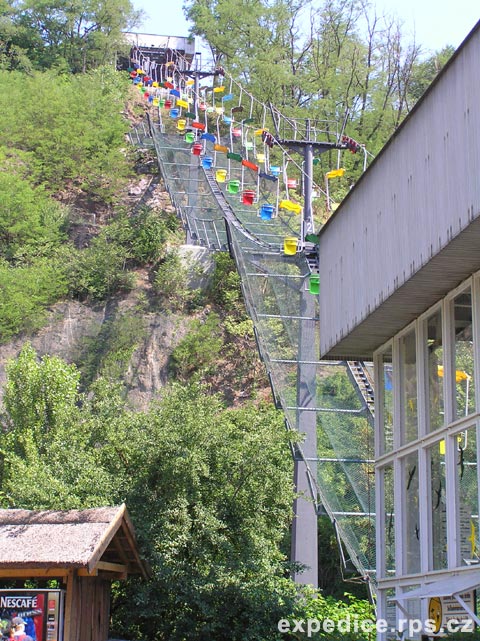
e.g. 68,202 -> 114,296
0,504 -> 150,579
124,32 -> 195,66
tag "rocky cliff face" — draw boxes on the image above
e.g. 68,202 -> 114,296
0,275 -> 198,409
0,170 -> 268,411
0,176 -> 215,410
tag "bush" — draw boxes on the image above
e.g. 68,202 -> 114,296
105,206 -> 177,267
66,236 -> 133,301
169,313 -> 224,379
0,171 -> 67,262
0,258 -> 68,342
0,68 -> 131,201
208,252 -> 242,312
153,249 -> 191,310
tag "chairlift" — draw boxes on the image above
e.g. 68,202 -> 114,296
227,180 -> 240,195
270,166 -> 281,177
215,169 -> 228,183
279,200 -> 302,214
309,274 -> 320,295
283,237 -> 298,255
242,190 -> 256,205
241,159 -> 258,172
227,152 -> 243,162
259,204 -> 275,220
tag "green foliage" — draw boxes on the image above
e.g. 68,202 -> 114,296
409,46 -> 455,101
3,343 -> 80,436
66,235 -> 134,301
169,312 -> 224,380
286,588 -> 375,640
318,371 -> 361,411
105,205 -> 176,266
207,252 -> 255,345
0,347 -> 373,640
0,68 -> 131,200
208,252 -> 242,311
0,171 -> 67,262
113,384 -> 297,641
129,206 -> 170,264
0,258 -> 67,342
0,0 -> 140,72
153,249 -> 192,311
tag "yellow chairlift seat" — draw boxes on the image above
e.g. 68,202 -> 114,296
279,200 -> 302,214
283,237 -> 298,255
215,169 -> 228,183
326,168 -> 345,179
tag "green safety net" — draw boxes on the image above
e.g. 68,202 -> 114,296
137,113 -> 376,584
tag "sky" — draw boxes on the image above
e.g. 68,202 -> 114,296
132,0 -> 479,56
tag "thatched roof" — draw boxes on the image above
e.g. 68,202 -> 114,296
0,504 -> 149,578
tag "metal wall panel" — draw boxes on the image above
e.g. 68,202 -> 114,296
319,22 -> 480,358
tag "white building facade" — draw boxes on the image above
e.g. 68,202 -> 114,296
374,275 -> 480,637
317,19 -> 480,639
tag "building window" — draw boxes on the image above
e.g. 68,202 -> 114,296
453,287 -> 475,419
457,424 -> 479,566
427,440 -> 447,570
374,276 -> 480,636
403,451 -> 420,574
379,345 -> 394,455
426,309 -> 444,433
383,463 -> 395,575
400,329 -> 418,444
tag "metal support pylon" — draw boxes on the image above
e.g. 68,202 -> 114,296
275,120 -> 348,587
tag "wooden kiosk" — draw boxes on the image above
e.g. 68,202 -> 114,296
0,504 -> 149,641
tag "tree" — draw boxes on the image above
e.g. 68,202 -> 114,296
0,349 -> 298,639
408,45 -> 454,101
3,343 -> 80,436
1,0 -> 141,72
112,383 -> 297,640
0,259 -> 68,341
0,68 -> 132,199
0,172 -> 67,262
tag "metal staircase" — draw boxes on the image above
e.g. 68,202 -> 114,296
347,361 -> 375,418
